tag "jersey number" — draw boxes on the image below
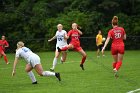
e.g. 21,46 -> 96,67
115,33 -> 121,39
58,38 -> 62,41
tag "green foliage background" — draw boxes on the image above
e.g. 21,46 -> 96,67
0,0 -> 140,51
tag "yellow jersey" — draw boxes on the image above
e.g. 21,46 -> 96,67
96,34 -> 103,46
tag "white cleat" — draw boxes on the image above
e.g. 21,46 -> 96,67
113,68 -> 118,78
6,62 -> 10,65
50,68 -> 54,71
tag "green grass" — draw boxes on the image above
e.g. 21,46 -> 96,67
0,51 -> 140,93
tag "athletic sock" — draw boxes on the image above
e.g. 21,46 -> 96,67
61,46 -> 68,51
112,62 -> 117,69
4,55 -> 8,63
80,56 -> 86,65
42,71 -> 55,76
52,58 -> 57,69
28,71 -> 37,83
115,62 -> 122,71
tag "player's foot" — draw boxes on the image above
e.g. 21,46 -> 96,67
113,69 -> 118,78
57,47 -> 61,52
102,55 -> 105,57
32,81 -> 37,84
80,64 -> 84,70
97,56 -> 100,58
50,68 -> 54,71
55,73 -> 61,81
6,62 -> 10,64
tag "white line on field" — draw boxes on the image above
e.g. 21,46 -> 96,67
127,88 -> 140,93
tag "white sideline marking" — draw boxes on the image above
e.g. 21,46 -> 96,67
127,88 -> 140,93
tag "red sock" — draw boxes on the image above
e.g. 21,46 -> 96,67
115,62 -> 122,71
80,56 -> 86,65
61,46 -> 68,51
4,55 -> 8,63
112,62 -> 117,69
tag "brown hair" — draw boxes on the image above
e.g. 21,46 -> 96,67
112,16 -> 118,26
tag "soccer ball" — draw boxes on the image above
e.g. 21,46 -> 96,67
102,37 -> 106,42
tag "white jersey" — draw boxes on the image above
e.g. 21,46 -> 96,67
55,30 -> 68,47
16,47 -> 39,64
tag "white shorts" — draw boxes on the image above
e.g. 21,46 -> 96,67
28,54 -> 41,68
56,44 -> 68,51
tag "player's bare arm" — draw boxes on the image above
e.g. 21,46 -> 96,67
48,36 -> 57,42
77,29 -> 83,35
12,57 -> 19,76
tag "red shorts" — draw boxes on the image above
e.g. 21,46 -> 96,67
0,49 -> 4,54
111,46 -> 125,55
70,42 -> 82,51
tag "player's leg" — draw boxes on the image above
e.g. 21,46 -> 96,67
78,49 -> 87,70
25,64 -> 37,84
115,53 -> 123,71
50,50 -> 60,71
60,51 -> 67,63
34,64 -> 61,81
115,46 -> 125,71
1,51 -> 9,64
96,46 -> 100,58
57,44 -> 73,52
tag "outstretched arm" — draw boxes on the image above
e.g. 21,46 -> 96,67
48,36 -> 56,42
12,57 -> 19,76
102,37 -> 110,52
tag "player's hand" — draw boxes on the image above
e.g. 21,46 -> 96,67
12,70 -> 16,76
102,47 -> 105,53
48,40 -> 51,42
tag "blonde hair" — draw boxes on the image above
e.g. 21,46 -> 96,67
112,16 -> 118,26
17,41 -> 24,47
57,24 -> 63,28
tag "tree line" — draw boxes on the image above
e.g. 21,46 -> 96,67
0,0 -> 140,51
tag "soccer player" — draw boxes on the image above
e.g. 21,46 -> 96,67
102,16 -> 126,77
96,30 -> 105,57
48,24 -> 68,71
12,41 -> 61,84
57,23 -> 87,70
0,35 -> 10,64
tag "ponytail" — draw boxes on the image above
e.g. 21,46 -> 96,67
112,16 -> 118,26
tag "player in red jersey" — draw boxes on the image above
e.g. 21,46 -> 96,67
102,16 -> 126,77
0,35 -> 10,64
57,23 -> 87,70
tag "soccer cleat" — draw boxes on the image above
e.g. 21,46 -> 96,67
57,47 -> 61,52
55,73 -> 61,81
32,81 -> 38,84
50,68 -> 54,72
80,64 -> 84,70
113,69 -> 119,78
6,62 -> 10,64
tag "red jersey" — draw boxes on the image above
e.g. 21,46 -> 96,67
108,26 -> 126,47
0,40 -> 9,51
68,30 -> 80,46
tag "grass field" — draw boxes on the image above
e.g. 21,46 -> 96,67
0,51 -> 140,93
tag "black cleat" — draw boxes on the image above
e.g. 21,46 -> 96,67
57,47 -> 61,52
55,73 -> 61,81
32,81 -> 38,84
80,64 -> 84,70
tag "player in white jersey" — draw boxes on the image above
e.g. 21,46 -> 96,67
12,41 -> 61,84
48,24 -> 68,71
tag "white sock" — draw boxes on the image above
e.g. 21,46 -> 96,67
42,71 -> 55,76
28,71 -> 37,82
52,58 -> 57,69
